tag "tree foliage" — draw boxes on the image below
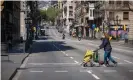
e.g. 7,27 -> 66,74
40,7 -> 60,22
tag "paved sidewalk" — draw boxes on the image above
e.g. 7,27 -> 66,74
68,36 -> 133,48
88,39 -> 133,48
1,42 -> 29,80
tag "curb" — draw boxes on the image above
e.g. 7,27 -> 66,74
9,44 -> 33,80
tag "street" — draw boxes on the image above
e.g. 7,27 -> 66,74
13,27 -> 133,80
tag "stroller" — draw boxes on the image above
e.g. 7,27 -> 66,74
81,49 -> 102,67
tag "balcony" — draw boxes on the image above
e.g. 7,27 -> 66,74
69,15 -> 74,19
99,1 -> 131,11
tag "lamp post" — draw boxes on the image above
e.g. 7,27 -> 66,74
24,18 -> 32,40
114,15 -> 121,40
24,18 -> 32,52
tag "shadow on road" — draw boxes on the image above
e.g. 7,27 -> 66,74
31,40 -> 75,53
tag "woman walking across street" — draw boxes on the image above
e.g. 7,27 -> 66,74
99,32 -> 117,66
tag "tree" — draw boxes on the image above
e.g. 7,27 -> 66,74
40,6 -> 60,24
40,10 -> 48,21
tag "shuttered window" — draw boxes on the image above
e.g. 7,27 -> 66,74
123,12 -> 129,20
109,12 -> 114,20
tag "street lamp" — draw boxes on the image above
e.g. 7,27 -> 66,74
114,15 -> 121,40
24,18 -> 32,40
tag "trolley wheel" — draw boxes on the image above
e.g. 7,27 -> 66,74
83,63 -> 88,67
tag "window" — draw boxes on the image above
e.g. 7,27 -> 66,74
69,6 -> 73,9
109,1 -> 114,4
116,1 -> 121,5
109,12 -> 114,20
86,7 -> 89,13
9,13 -> 13,23
81,18 -> 83,23
69,11 -> 73,16
93,10 -> 94,17
90,9 -> 92,17
123,12 -> 129,20
123,1 -> 129,7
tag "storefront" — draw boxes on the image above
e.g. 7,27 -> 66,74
109,25 -> 129,40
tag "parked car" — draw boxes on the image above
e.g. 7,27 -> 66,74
40,29 -> 46,36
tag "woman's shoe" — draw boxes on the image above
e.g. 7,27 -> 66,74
113,62 -> 117,67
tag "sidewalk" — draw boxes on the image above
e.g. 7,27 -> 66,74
88,39 -> 133,48
68,36 -> 133,48
1,42 -> 29,80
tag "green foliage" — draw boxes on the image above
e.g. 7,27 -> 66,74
40,7 -> 60,22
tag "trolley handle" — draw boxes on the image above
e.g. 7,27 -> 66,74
93,48 -> 100,52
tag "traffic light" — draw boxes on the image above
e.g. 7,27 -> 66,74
123,24 -> 126,31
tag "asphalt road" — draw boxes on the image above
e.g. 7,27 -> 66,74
13,27 -> 133,80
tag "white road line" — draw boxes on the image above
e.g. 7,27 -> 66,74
129,70 -> 133,72
87,70 -> 92,74
87,42 -> 133,53
74,60 -> 79,64
12,57 -> 29,80
87,70 -> 100,79
30,71 -> 43,73
70,57 -> 74,59
104,70 -> 117,73
80,70 -> 92,72
102,65 -> 106,67
112,56 -> 120,59
55,70 -> 68,72
28,63 -> 78,65
66,54 -> 68,56
92,74 -> 100,79
124,60 -> 133,64
53,44 -> 67,56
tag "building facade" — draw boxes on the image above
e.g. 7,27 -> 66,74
1,1 -> 21,43
94,1 -> 133,41
20,1 -> 27,41
74,1 -> 96,38
62,0 -> 76,33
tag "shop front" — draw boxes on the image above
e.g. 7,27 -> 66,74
109,25 -> 129,40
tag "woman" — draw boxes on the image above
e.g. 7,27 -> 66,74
99,32 -> 117,66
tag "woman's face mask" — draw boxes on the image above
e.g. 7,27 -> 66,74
102,34 -> 105,38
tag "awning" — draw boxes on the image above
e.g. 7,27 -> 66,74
74,24 -> 84,28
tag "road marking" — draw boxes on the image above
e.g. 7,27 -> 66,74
87,42 -> 133,53
87,70 -> 100,79
70,57 -> 73,59
65,54 -> 68,56
112,56 -> 120,59
74,60 -> 79,64
12,57 -> 29,80
55,70 -> 68,72
80,70 -> 92,72
129,70 -> 133,72
28,63 -> 78,65
92,74 -> 100,79
87,70 -> 92,74
80,70 -> 87,72
124,60 -> 133,64
102,65 -> 106,67
104,70 -> 117,73
30,71 -> 43,73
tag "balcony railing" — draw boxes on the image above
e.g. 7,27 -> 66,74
99,2 -> 130,10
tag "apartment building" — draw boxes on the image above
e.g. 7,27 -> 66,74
62,0 -> 76,33
74,1 -> 95,38
94,1 -> 133,42
20,1 -> 27,41
1,1 -> 21,42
